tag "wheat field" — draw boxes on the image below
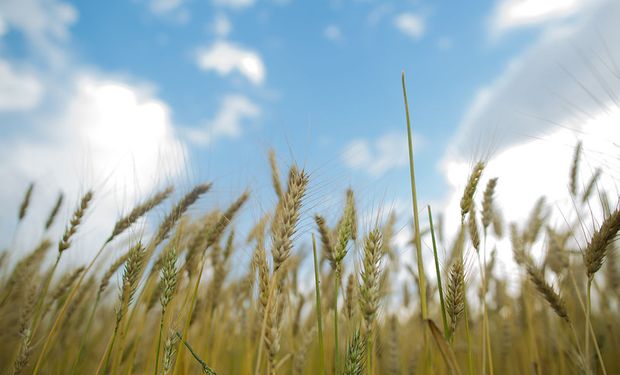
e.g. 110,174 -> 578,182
1,77 -> 619,375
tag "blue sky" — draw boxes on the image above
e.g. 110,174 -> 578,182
1,0 -> 619,268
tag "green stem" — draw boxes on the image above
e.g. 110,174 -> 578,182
176,332 -> 216,375
464,298 -> 474,375
402,72 -> 428,320
334,269 -> 340,375
155,311 -> 165,375
311,235 -> 326,375
585,278 -> 592,375
367,328 -> 373,375
428,206 -> 448,338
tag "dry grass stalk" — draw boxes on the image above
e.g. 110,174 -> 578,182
99,252 -> 131,297
345,273 -> 355,320
468,206 -> 480,251
359,228 -> 383,330
525,261 -> 569,323
460,161 -> 485,220
12,329 -> 32,375
570,141 -> 582,197
58,190 -> 94,253
314,214 -> 334,265
107,186 -> 174,243
582,169 -> 602,204
18,183 -> 34,221
481,177 -> 498,231
269,149 -> 284,200
152,183 -> 212,249
271,166 -> 308,272
45,192 -> 64,230
584,207 -> 620,280
293,326 -> 316,374
159,247 -> 178,313
446,257 -> 465,337
161,329 -> 179,375
116,242 -> 146,324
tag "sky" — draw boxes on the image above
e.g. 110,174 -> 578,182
1,0 -> 619,274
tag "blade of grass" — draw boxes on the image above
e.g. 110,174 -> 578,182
312,234 -> 326,375
428,206 -> 449,339
402,71 -> 428,320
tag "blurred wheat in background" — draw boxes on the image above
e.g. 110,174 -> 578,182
2,0 -> 620,374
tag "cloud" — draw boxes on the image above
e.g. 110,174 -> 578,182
212,14 -> 232,37
0,73 -> 187,261
393,12 -> 425,40
490,0 -> 590,34
342,132 -> 424,176
0,59 -> 44,110
185,94 -> 260,145
195,41 -> 266,85
324,25 -> 343,42
212,0 -> 255,10
0,0 -> 77,63
448,0 -> 620,161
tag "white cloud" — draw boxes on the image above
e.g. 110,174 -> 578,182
213,0 -> 255,10
342,132 -> 424,176
0,73 -> 187,262
0,0 -> 77,63
393,12 -> 425,40
448,0 -> 620,161
491,0 -> 590,34
195,41 -> 266,85
324,25 -> 343,42
186,94 -> 260,145
212,14 -> 232,37
0,59 -> 44,110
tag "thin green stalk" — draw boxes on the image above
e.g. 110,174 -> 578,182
585,278 -> 592,375
155,313 -> 165,375
334,270 -> 340,375
481,234 -> 494,375
568,269 -> 605,375
312,234 -> 326,375
367,328 -> 373,375
176,332 -> 217,374
463,298 -> 474,375
402,72 -> 428,320
428,205 -> 448,338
